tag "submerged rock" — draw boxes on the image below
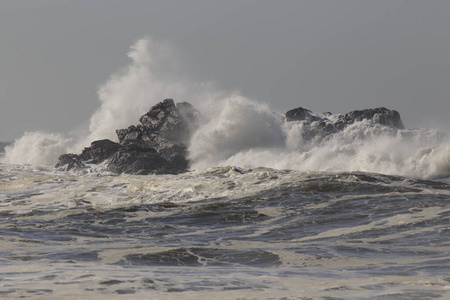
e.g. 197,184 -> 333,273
56,99 -> 201,174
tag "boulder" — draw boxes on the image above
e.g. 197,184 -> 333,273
115,99 -> 201,172
285,106 -> 404,140
55,153 -> 86,170
285,107 -> 322,122
108,144 -> 177,175
336,107 -> 404,130
55,139 -> 121,171
79,139 -> 122,164
56,99 -> 201,175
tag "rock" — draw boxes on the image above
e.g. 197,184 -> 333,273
56,99 -> 405,175
55,139 -> 121,171
56,99 -> 201,175
116,125 -> 142,145
124,99 -> 200,145
115,99 -> 200,172
108,144 -> 177,175
285,107 -> 322,122
78,139 -> 122,164
285,106 -> 404,140
55,153 -> 86,170
337,107 -> 404,129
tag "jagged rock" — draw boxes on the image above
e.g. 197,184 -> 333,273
119,99 -> 200,145
55,139 -> 121,171
78,139 -> 122,164
285,106 -> 404,140
108,145 -> 177,175
56,99 -> 405,175
56,99 -> 201,175
115,99 -> 200,172
116,125 -> 142,145
285,107 -> 322,122
55,153 -> 86,170
336,107 -> 404,130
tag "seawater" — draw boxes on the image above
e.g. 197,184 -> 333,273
2,37 -> 450,299
1,164 -> 450,299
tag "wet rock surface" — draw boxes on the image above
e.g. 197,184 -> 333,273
56,99 -> 200,175
285,106 -> 404,140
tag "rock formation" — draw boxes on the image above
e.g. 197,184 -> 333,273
285,106 -> 404,140
56,99 -> 201,175
56,99 -> 405,175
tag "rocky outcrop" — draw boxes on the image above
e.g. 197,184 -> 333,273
56,98 -> 405,175
108,144 -> 178,175
116,99 -> 201,171
285,106 -> 404,140
56,99 -> 201,175
335,107 -> 404,130
285,107 -> 322,123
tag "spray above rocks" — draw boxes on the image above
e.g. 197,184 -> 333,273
56,98 -> 407,175
4,37 -> 450,178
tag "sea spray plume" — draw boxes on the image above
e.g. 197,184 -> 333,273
4,35 -> 450,177
188,96 -> 286,169
4,132 -> 73,166
3,37 -> 203,166
291,124 -> 448,178
189,103 -> 450,178
85,38 -> 187,144
417,142 -> 450,178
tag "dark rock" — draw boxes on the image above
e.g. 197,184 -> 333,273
285,107 -> 322,122
56,99 -> 201,175
337,107 -> 404,130
55,153 -> 86,170
114,99 -> 200,173
116,125 -> 142,144
285,106 -> 404,140
57,98 -> 405,175
79,139 -> 122,164
108,144 -> 177,175
132,99 -> 200,145
55,139 -> 121,171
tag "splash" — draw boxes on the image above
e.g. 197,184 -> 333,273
3,132 -> 73,166
4,38 -> 193,166
189,106 -> 450,178
85,38 -> 187,144
189,96 -> 285,169
3,37 -> 450,179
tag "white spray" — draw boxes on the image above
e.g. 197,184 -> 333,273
3,37 -> 450,179
4,38 -> 190,165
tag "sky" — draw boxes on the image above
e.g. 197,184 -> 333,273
1,0 -> 450,141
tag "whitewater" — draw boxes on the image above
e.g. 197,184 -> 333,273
1,38 -> 450,299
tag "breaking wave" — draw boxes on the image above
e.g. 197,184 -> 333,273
3,37 -> 450,179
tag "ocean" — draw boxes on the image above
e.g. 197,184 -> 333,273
2,117 -> 450,299
1,38 -> 450,299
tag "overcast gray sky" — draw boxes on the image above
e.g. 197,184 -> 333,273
1,0 -> 450,141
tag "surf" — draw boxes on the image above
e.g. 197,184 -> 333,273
2,37 -> 450,180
